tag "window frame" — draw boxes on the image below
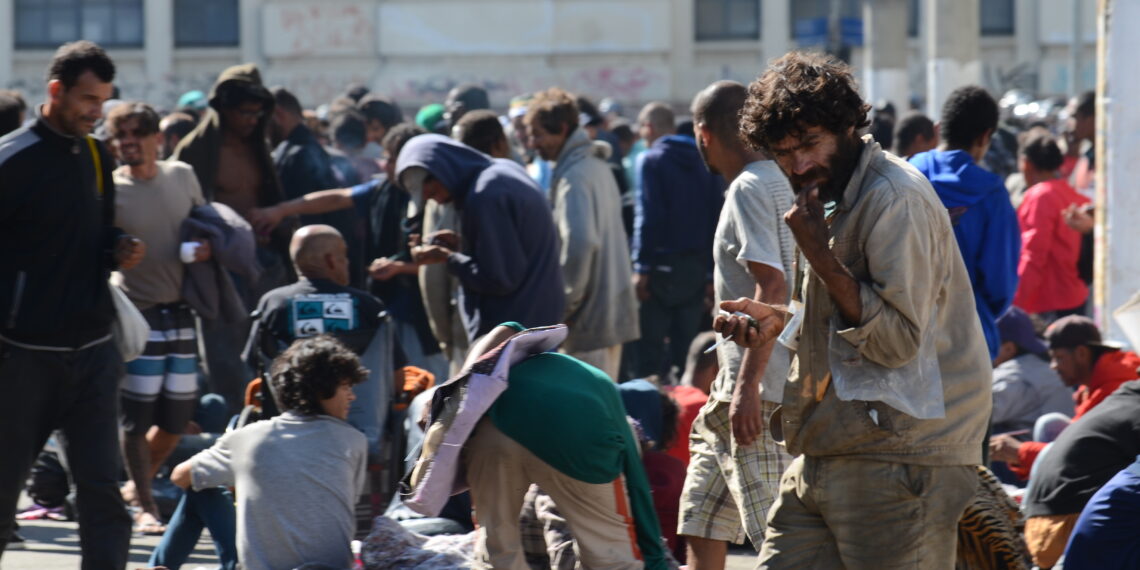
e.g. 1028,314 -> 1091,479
695,0 -> 762,42
14,0 -> 144,49
173,0 -> 240,48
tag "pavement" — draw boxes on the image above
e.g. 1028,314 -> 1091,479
2,493 -> 757,569
3,493 -> 217,570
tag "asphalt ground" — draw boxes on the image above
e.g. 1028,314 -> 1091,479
2,493 -> 758,569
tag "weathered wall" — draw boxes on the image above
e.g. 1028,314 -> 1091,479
0,0 -> 1100,113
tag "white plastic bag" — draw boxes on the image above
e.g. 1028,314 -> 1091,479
109,281 -> 149,362
828,319 -> 945,419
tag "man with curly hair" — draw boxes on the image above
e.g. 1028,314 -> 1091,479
715,51 -> 992,568
171,335 -> 368,570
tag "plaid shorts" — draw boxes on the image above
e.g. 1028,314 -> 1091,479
678,398 -> 791,547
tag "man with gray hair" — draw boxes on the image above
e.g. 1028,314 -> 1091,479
677,81 -> 794,569
629,100 -> 723,379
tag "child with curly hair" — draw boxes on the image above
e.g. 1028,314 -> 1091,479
171,335 -> 368,570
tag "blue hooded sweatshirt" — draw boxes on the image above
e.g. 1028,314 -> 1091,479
910,149 -> 1021,358
396,135 -> 565,340
632,134 -> 724,274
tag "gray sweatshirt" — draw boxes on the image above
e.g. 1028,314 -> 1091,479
190,411 -> 367,570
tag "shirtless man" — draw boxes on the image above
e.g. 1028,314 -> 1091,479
173,63 -> 288,415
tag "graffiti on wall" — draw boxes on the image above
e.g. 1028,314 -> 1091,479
263,3 -> 375,58
382,65 -> 668,107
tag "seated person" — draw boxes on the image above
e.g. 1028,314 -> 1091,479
990,316 -> 1140,480
1063,454 -> 1140,570
990,306 -> 1074,434
171,335 -> 369,570
664,332 -> 716,466
1020,381 -> 1140,569
244,224 -> 403,364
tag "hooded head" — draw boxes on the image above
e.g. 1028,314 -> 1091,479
394,134 -> 493,215
209,63 -> 274,140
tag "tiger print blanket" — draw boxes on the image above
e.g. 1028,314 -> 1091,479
957,466 -> 1031,570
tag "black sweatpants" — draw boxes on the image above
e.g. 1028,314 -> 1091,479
0,339 -> 132,569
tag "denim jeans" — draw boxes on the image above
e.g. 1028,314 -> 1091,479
149,487 -> 237,570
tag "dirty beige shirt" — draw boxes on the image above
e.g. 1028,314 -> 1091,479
780,136 -> 992,466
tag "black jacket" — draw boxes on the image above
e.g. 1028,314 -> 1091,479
0,113 -> 124,349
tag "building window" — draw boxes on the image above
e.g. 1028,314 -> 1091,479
175,0 -> 239,47
16,0 -> 143,49
981,0 -> 1015,36
791,0 -> 862,47
908,0 -> 1015,38
695,0 -> 761,41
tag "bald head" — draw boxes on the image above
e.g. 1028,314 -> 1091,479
691,80 -> 749,148
290,225 -> 349,285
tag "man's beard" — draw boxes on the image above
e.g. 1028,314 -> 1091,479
789,134 -> 862,203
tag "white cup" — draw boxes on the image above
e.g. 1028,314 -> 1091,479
180,241 -> 200,264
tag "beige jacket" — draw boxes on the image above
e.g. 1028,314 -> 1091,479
549,128 -> 639,352
780,137 -> 992,466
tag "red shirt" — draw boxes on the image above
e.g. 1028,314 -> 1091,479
1012,350 -> 1140,479
1013,178 -> 1091,314
664,385 -> 708,466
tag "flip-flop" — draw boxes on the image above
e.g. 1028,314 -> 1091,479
16,504 -> 66,521
133,511 -> 167,536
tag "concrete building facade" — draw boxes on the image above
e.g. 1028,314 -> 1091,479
0,0 -> 1097,114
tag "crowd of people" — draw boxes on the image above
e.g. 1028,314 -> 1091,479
1,38 -> 1137,570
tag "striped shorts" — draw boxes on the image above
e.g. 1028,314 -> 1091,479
120,303 -> 199,435
678,398 -> 791,548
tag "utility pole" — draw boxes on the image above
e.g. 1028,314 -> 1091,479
1096,0 -> 1140,344
863,0 -> 909,111
924,0 -> 980,117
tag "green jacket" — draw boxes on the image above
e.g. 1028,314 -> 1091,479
488,349 -> 667,569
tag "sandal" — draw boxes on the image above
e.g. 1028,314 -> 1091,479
133,510 -> 167,536
16,504 -> 66,521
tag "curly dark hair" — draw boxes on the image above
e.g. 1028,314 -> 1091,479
740,52 -> 870,151
939,85 -> 998,149
270,335 -> 367,416
525,88 -> 579,136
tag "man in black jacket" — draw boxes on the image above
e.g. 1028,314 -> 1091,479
0,40 -> 144,568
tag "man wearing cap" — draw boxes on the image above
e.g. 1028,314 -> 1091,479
990,307 -> 1074,435
395,134 -> 564,340
991,315 -> 1140,480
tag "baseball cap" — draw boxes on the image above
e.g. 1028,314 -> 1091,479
997,306 -> 1048,356
1044,315 -> 1118,351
